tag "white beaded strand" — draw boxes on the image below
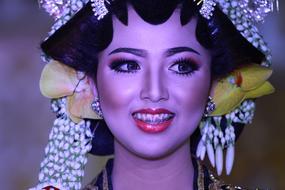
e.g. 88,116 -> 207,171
30,98 -> 94,190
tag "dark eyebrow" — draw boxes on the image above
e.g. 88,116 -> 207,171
166,47 -> 200,57
108,48 -> 147,57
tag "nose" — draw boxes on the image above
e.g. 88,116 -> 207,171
140,69 -> 169,102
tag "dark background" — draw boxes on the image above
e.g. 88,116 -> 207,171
0,1 -> 284,189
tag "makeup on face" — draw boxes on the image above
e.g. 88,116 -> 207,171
107,46 -> 201,77
95,7 -> 211,159
105,48 -> 203,133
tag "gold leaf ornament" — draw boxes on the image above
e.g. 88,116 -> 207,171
39,60 -> 101,123
211,64 -> 275,116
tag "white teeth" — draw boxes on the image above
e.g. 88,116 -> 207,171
162,114 -> 168,120
146,114 -> 152,121
142,114 -> 146,121
133,113 -> 173,123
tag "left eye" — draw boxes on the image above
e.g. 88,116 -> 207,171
169,59 -> 199,76
109,59 -> 140,73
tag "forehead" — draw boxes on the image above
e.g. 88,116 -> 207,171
107,7 -> 202,53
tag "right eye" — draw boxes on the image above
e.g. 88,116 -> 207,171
109,59 -> 141,73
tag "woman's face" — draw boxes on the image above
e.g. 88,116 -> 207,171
94,8 -> 211,159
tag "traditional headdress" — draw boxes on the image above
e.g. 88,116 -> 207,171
31,0 -> 277,189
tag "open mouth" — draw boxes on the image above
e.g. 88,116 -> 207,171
132,111 -> 175,133
132,113 -> 175,124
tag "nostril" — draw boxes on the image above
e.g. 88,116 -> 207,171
140,90 -> 169,102
140,84 -> 169,102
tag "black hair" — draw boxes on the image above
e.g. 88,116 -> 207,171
41,0 -> 264,79
41,0 -> 264,155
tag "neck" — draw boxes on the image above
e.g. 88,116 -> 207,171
112,140 -> 194,190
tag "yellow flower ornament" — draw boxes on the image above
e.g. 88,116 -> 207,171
196,63 -> 275,176
40,60 -> 102,123
210,63 -> 275,116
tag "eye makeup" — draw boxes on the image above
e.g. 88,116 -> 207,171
109,59 -> 141,73
108,57 -> 200,76
169,58 -> 200,76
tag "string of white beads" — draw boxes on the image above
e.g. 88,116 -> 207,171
217,0 -> 272,66
30,97 -> 93,190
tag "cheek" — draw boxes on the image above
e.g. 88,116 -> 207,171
96,71 -> 139,113
185,80 -> 209,108
176,68 -> 211,116
98,79 -> 124,112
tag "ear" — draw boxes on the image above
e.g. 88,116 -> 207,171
88,76 -> 99,98
68,74 -> 103,121
209,79 -> 218,97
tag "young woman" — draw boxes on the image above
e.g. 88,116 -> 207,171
32,0 -> 276,189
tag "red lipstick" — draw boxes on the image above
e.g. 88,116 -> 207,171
132,108 -> 175,133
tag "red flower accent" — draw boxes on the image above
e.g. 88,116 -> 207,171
235,71 -> 243,87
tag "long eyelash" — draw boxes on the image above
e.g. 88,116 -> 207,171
172,58 -> 199,76
109,59 -> 138,73
109,59 -> 130,70
174,58 -> 199,70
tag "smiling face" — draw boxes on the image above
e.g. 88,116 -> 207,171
93,7 -> 212,159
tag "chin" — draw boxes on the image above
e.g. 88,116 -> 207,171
121,136 -> 189,160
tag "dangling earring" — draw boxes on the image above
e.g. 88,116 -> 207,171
91,97 -> 103,118
204,96 -> 216,117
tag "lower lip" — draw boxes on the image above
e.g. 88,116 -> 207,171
133,116 -> 174,133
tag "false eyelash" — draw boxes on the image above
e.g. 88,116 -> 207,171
170,58 -> 200,76
109,59 -> 140,73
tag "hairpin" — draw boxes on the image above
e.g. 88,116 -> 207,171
195,0 -> 279,22
90,0 -> 111,20
38,0 -> 111,20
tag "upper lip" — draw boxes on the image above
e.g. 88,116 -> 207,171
132,108 -> 174,115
